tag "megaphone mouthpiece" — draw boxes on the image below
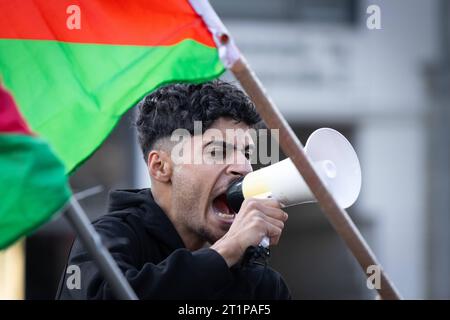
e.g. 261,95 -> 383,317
226,176 -> 245,213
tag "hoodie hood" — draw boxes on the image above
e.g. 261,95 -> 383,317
107,188 -> 185,251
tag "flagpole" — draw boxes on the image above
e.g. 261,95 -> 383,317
65,197 -> 138,300
189,0 -> 402,300
230,57 -> 401,300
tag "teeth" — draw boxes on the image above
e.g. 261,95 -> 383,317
216,211 -> 235,219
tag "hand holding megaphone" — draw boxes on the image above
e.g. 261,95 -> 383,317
226,128 -> 362,251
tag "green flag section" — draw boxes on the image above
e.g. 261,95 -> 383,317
0,85 -> 71,250
0,0 -> 225,173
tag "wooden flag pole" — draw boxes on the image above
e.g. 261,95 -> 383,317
230,56 -> 401,300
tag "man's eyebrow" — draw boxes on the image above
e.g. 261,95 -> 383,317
203,140 -> 232,149
204,140 -> 255,152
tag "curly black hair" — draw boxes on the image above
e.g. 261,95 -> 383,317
135,80 -> 261,160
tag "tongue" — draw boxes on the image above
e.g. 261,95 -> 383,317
213,194 -> 231,215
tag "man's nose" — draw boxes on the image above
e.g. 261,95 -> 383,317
226,152 -> 252,177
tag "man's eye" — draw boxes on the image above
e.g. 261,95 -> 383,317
210,148 -> 225,159
244,151 -> 251,160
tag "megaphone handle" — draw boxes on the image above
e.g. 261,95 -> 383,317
245,192 -> 286,262
259,236 -> 270,248
253,192 -> 280,260
254,235 -> 270,262
254,192 -> 284,249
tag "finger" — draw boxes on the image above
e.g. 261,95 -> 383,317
257,205 -> 288,222
261,214 -> 285,230
269,233 -> 281,246
254,197 -> 281,209
265,223 -> 282,240
241,198 -> 287,221
241,197 -> 281,212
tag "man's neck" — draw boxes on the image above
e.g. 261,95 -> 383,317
175,225 -> 206,251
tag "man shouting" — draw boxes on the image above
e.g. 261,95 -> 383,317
57,80 -> 290,300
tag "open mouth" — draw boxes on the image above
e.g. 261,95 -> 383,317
212,193 -> 236,222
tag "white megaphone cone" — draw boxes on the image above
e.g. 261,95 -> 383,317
226,128 -> 362,249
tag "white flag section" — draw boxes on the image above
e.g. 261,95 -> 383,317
189,0 -> 241,68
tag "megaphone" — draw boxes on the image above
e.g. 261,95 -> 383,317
226,128 -> 362,246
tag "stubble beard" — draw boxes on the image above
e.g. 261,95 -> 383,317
172,181 -> 221,246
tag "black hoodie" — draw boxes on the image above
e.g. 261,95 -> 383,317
56,189 -> 291,300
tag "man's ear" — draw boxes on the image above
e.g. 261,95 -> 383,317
147,150 -> 172,183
